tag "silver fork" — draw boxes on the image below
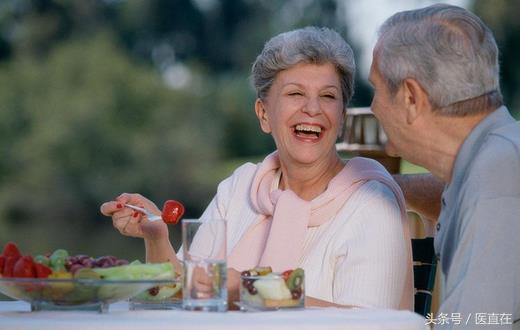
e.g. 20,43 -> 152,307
124,204 -> 162,222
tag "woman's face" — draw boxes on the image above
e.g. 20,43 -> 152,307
255,62 -> 344,166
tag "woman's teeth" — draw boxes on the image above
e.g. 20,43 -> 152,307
294,124 -> 321,137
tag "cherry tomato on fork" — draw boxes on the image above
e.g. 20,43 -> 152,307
161,200 -> 185,225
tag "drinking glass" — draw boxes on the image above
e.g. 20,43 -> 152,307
181,218 -> 227,312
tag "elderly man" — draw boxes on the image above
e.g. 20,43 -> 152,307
370,3 -> 520,328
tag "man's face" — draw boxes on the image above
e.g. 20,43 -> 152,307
368,55 -> 408,158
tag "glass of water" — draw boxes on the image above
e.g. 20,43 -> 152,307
181,218 -> 227,312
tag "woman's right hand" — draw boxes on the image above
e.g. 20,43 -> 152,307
99,193 -> 169,241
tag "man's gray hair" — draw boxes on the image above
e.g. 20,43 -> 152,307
376,4 -> 503,115
252,26 -> 355,107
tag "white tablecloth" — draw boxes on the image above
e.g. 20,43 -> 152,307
0,301 -> 428,330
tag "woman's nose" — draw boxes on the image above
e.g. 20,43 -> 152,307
302,97 -> 321,116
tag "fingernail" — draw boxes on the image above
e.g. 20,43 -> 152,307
116,203 -> 123,209
133,212 -> 139,218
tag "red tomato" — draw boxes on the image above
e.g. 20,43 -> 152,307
34,262 -> 52,278
161,200 -> 185,225
2,242 -> 21,259
3,256 -> 21,277
13,256 -> 36,278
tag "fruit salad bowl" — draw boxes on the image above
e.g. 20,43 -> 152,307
239,267 -> 305,311
0,277 -> 176,313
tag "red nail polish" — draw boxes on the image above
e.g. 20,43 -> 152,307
116,203 -> 123,209
133,212 -> 139,218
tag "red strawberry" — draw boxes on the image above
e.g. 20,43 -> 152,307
3,256 -> 20,277
161,200 -> 185,225
34,262 -> 52,278
13,256 -> 36,278
2,242 -> 21,259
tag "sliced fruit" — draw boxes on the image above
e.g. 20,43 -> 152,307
253,276 -> 291,300
34,263 -> 52,278
161,200 -> 185,224
252,266 -> 272,276
135,283 -> 182,301
281,269 -> 293,281
34,255 -> 50,267
241,290 -> 264,306
74,268 -> 101,280
1,242 -> 21,259
0,256 -> 5,274
46,271 -> 74,298
286,268 -> 304,291
13,256 -> 36,278
49,249 -> 69,271
3,256 -> 20,277
48,270 -> 73,279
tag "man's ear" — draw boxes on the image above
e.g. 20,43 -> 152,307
255,98 -> 271,133
402,78 -> 429,124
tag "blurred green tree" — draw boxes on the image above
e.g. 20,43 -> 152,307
472,0 -> 520,116
0,34 -> 222,258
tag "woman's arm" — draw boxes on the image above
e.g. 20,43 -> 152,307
393,173 -> 444,221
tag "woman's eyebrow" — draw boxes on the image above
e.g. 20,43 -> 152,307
282,82 -> 339,90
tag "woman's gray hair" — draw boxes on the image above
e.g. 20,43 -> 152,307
376,4 -> 503,116
252,26 -> 355,107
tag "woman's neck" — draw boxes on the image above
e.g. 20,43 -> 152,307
279,154 -> 345,201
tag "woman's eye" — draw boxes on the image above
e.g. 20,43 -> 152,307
322,94 -> 336,99
288,91 -> 303,96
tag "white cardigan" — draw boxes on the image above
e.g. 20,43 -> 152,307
183,162 -> 409,309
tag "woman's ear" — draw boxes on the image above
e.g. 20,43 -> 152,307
402,78 -> 429,124
255,98 -> 271,133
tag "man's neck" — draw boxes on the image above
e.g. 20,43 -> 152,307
423,110 -> 493,183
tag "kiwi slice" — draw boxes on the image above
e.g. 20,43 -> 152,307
286,268 -> 304,291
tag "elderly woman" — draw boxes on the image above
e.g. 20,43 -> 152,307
101,26 -> 412,309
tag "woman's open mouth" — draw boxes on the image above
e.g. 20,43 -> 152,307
293,124 -> 322,140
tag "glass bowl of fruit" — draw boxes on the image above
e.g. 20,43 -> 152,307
0,276 -> 177,313
239,267 -> 305,311
0,242 -> 179,313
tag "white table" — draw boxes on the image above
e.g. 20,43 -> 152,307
0,301 -> 428,330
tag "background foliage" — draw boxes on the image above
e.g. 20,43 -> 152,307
0,0 -> 518,260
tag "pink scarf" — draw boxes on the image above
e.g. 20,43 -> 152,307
227,152 -> 413,310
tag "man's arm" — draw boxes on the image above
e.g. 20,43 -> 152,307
393,173 -> 444,221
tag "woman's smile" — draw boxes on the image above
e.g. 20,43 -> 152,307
292,123 -> 324,141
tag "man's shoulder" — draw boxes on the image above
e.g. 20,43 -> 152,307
465,124 -> 520,199
490,115 -> 520,136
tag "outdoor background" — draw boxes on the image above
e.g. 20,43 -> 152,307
0,0 -> 518,261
